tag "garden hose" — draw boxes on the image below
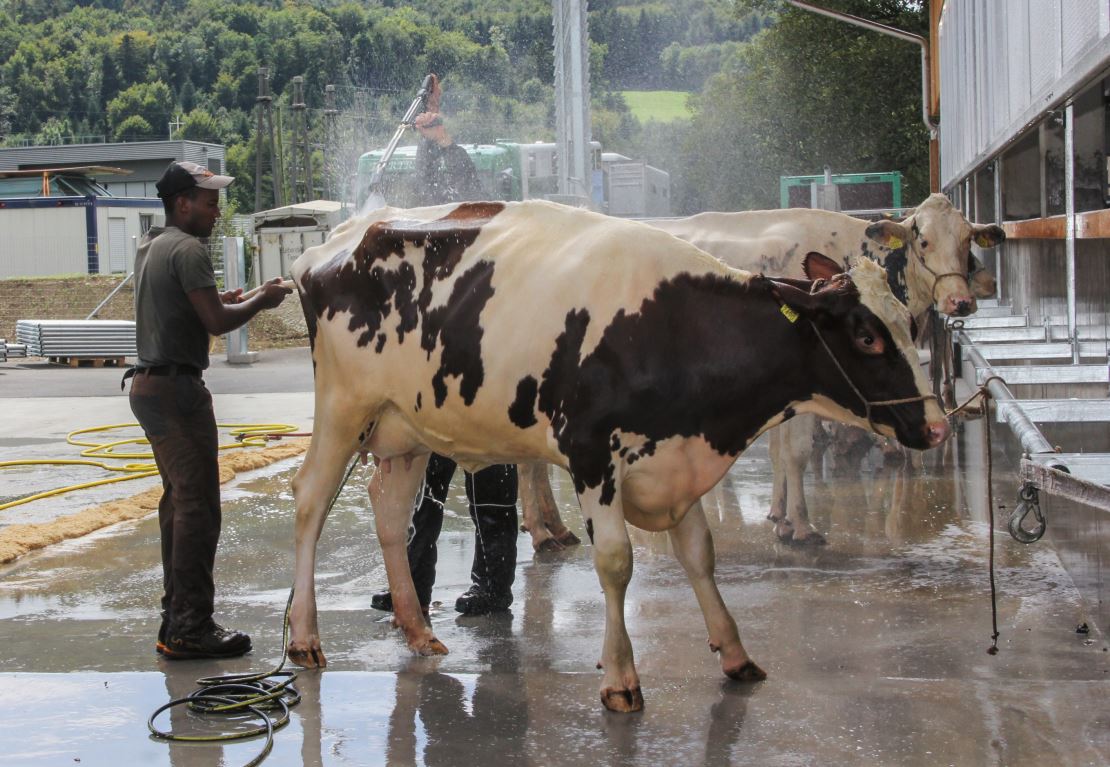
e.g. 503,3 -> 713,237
0,422 -> 302,512
148,455 -> 361,767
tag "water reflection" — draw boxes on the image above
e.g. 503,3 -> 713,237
385,616 -> 530,766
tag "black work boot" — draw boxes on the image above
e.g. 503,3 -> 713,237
161,619 -> 252,660
457,464 -> 518,616
455,586 -> 513,615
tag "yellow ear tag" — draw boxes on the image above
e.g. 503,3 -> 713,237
780,304 -> 799,323
887,236 -> 904,250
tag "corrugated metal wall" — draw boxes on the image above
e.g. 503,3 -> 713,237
0,208 -> 87,277
939,0 -> 1110,188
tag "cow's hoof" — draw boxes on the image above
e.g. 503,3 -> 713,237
789,531 -> 827,547
551,528 -> 581,547
725,660 -> 767,683
533,536 -> 564,554
287,644 -> 327,669
415,636 -> 449,656
601,686 -> 644,713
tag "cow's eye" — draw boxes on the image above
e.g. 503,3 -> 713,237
855,332 -> 884,355
920,238 -> 928,248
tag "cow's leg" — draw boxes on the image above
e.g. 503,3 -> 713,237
775,416 -> 825,545
668,501 -> 765,682
518,463 -> 580,552
289,397 -> 371,668
768,427 -> 787,522
585,490 -> 642,712
369,452 -> 447,655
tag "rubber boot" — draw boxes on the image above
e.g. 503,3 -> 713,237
456,464 -> 519,615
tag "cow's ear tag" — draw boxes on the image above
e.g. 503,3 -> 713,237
887,236 -> 904,250
780,304 -> 799,323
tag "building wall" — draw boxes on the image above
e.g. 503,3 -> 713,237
0,206 -> 87,277
0,199 -> 162,278
1000,238 -> 1110,330
939,0 -> 1110,188
94,204 -> 161,274
0,141 -> 226,194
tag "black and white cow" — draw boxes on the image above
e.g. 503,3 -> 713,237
286,200 -> 948,711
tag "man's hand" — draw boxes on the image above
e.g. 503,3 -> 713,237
425,73 -> 442,113
256,276 -> 292,309
220,287 -> 244,304
415,111 -> 451,147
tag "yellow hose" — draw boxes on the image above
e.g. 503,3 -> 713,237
0,422 -> 302,512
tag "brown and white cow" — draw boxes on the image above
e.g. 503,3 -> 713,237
286,200 -> 948,711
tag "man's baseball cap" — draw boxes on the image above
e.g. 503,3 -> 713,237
156,161 -> 234,199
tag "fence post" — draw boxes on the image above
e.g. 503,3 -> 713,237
223,236 -> 258,364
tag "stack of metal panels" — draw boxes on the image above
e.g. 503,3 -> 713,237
6,342 -> 27,358
0,339 -> 6,362
16,319 -> 137,358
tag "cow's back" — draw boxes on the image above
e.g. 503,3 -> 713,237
291,200 -> 747,464
650,209 -> 871,276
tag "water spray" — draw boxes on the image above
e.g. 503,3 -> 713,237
362,74 -> 437,212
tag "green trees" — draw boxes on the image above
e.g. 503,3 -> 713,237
107,82 -> 173,140
681,0 -> 929,211
0,0 -> 930,216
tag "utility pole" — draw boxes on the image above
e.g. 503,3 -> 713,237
254,67 -> 284,212
323,84 -> 339,201
290,76 -> 313,203
552,0 -> 592,207
288,78 -> 299,204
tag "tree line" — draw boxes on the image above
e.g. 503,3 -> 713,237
0,0 -> 930,214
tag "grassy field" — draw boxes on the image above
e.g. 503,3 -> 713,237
622,90 -> 693,122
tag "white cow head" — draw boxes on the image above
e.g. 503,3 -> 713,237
863,194 -> 1004,317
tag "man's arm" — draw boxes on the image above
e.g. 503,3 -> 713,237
187,277 -> 291,336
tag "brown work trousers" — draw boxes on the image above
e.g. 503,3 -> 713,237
128,370 -> 221,635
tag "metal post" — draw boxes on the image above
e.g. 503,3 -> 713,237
268,83 -> 284,208
223,237 -> 258,365
1064,102 -> 1079,363
993,157 -> 1004,302
324,84 -> 338,201
289,76 -> 302,204
255,67 -> 270,213
553,0 -> 592,205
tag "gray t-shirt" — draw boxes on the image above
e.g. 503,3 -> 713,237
133,226 -> 217,370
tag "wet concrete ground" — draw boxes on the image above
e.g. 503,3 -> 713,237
0,350 -> 1107,766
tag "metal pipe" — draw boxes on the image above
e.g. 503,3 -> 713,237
785,0 -> 937,136
1064,102 -> 1079,363
86,272 -> 134,320
993,157 -> 1004,302
961,333 -> 1059,458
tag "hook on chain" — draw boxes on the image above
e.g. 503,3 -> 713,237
1008,482 -> 1046,543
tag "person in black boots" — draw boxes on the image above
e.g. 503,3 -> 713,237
370,74 -> 519,616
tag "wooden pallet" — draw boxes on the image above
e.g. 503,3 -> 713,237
49,356 -> 126,368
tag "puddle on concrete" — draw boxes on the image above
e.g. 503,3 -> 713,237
0,425 -> 1107,765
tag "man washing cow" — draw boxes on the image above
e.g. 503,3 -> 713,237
285,199 -> 948,711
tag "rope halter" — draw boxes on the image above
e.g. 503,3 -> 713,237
809,319 -> 938,434
907,221 -> 972,303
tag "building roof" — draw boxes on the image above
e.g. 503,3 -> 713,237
0,166 -> 132,179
